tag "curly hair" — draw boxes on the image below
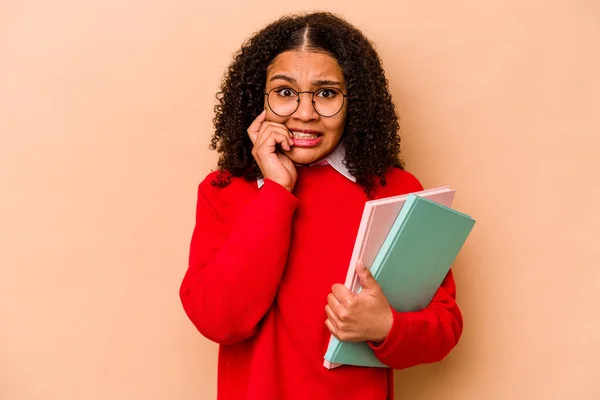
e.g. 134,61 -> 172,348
210,11 -> 403,197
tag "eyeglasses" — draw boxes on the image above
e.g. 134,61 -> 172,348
264,87 -> 348,118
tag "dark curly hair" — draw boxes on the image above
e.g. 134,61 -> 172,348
210,11 -> 403,197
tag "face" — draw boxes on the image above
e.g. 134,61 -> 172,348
265,50 -> 347,165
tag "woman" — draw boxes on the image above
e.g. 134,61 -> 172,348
180,12 -> 463,400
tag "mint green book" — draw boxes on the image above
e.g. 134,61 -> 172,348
324,194 -> 476,368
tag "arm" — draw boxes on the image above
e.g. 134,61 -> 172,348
368,269 -> 463,369
179,178 -> 298,345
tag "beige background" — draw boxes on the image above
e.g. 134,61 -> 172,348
1,0 -> 599,399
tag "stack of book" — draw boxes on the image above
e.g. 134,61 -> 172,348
324,187 -> 476,369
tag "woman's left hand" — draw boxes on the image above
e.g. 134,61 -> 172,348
325,260 -> 393,343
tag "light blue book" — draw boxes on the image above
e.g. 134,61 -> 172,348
324,194 -> 476,368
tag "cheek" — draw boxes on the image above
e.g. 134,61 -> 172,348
265,108 -> 289,124
264,98 -> 279,121
325,115 -> 346,137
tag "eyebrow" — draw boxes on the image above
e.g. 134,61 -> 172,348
269,74 -> 343,87
313,79 -> 343,87
269,74 -> 297,84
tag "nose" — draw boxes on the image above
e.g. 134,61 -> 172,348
293,92 -> 318,121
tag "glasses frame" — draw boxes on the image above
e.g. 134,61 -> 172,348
264,87 -> 348,118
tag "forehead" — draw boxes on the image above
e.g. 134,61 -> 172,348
266,51 -> 345,82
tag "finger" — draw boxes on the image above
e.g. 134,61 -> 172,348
256,128 -> 293,152
327,293 -> 349,323
325,305 -> 342,329
247,110 -> 267,144
325,318 -> 339,338
331,284 -> 354,307
257,124 -> 293,149
257,122 -> 293,147
264,131 -> 293,152
327,292 -> 344,314
356,259 -> 377,290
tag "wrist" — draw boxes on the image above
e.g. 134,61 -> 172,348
372,307 -> 393,343
269,178 -> 293,192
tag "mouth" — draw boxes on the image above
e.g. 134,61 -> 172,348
289,129 -> 322,140
289,129 -> 323,148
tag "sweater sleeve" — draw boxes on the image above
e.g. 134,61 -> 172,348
368,269 -> 463,369
179,178 -> 298,345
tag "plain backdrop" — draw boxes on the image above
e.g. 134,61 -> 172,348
1,0 -> 599,399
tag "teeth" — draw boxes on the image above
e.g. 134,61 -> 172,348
291,131 -> 318,139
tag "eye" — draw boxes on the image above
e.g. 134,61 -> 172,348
315,88 -> 339,99
274,88 -> 297,98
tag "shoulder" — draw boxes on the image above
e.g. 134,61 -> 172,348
197,170 -> 259,203
375,168 -> 424,198
195,170 -> 297,222
386,168 -> 424,191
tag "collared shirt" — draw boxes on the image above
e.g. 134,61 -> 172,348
257,143 -> 357,188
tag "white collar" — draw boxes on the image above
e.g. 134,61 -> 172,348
256,143 -> 356,188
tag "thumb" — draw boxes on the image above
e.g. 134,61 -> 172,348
357,259 -> 377,290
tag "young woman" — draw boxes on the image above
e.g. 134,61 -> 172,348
180,12 -> 463,400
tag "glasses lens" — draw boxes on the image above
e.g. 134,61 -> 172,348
313,88 -> 344,117
268,88 -> 299,116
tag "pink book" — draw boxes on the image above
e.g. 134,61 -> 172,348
324,186 -> 456,369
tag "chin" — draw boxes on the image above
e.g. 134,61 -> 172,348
286,148 -> 325,166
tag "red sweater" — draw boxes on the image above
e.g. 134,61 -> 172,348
180,165 -> 463,400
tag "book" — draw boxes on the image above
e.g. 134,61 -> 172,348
342,187 -> 456,296
323,186 -> 456,369
323,193 -> 475,368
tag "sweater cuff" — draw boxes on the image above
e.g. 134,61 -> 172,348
255,178 -> 299,215
368,307 -> 406,357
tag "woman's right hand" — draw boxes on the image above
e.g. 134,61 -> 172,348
247,110 -> 297,192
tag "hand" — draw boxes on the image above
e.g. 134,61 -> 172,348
325,260 -> 393,343
247,110 -> 297,192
